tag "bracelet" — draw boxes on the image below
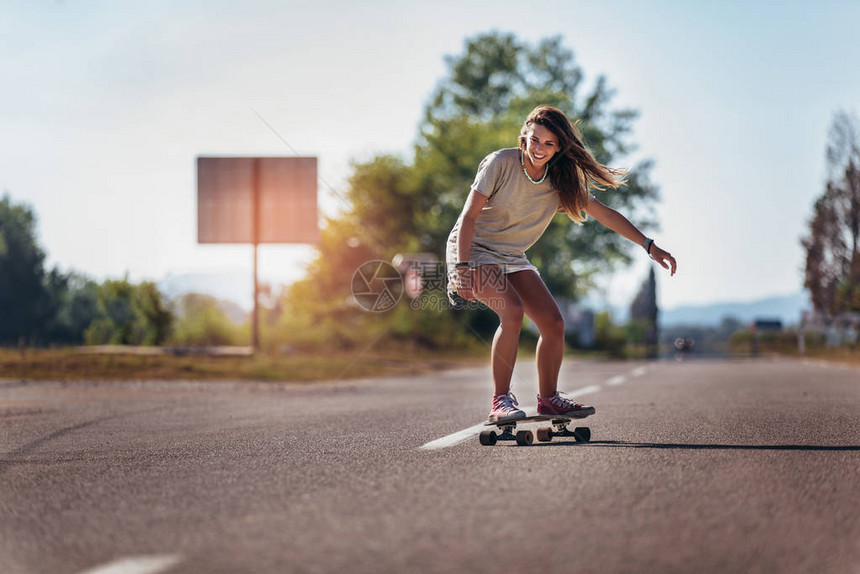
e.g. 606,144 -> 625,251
455,262 -> 471,269
642,238 -> 654,256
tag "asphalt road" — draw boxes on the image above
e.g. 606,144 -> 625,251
1,357 -> 859,574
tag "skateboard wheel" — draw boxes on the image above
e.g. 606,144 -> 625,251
536,427 -> 553,442
479,430 -> 498,446
515,430 -> 533,446
573,427 -> 591,443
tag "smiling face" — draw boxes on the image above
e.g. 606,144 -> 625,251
524,123 -> 560,170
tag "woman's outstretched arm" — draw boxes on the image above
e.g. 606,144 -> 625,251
586,196 -> 677,276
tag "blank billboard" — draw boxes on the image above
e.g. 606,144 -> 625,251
197,156 -> 319,244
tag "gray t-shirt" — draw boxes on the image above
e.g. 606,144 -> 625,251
446,148 -> 563,272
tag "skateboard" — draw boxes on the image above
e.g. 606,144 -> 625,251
480,414 -> 592,446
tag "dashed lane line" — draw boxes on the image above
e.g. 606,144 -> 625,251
567,384 -> 601,397
77,555 -> 182,574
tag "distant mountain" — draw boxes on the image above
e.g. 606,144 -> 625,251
158,269 -> 298,316
660,291 -> 811,327
159,271 -> 256,311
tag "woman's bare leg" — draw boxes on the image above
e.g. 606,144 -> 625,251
471,265 -> 524,395
507,270 -> 565,398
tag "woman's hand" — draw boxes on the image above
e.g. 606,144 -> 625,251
454,266 -> 476,301
650,244 -> 677,276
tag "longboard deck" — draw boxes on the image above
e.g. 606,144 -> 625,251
484,412 -> 593,427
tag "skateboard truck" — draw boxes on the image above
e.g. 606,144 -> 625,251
479,415 -> 592,447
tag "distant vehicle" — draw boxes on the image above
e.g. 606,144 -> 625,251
674,337 -> 695,360
752,319 -> 783,333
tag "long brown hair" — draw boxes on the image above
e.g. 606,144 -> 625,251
518,105 -> 626,223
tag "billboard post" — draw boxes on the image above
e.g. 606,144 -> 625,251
252,158 -> 260,351
197,156 -> 318,352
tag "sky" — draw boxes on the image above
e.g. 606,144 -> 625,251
2,0 -> 859,311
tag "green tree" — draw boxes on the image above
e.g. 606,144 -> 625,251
278,169 -> 414,351
170,293 -> 242,347
43,272 -> 101,344
0,194 -> 52,344
134,281 -> 173,345
629,266 -> 659,358
85,278 -> 173,345
803,111 -> 860,315
803,188 -> 843,315
594,310 -> 627,358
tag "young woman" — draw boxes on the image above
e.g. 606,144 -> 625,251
446,105 -> 677,423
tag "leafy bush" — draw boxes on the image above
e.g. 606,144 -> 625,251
594,311 -> 627,358
169,293 -> 246,347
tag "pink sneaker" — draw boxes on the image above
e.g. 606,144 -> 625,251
537,392 -> 596,418
488,392 -> 526,423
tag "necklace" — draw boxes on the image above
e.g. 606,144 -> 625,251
521,150 -> 549,184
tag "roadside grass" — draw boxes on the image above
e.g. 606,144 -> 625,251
0,341 -> 686,384
0,346 -> 487,383
728,332 -> 860,367
771,346 -> 860,367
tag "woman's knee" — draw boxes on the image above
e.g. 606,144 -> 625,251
498,299 -> 525,325
538,312 -> 565,339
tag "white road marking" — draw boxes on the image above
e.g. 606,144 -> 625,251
566,384 -> 601,397
606,375 -> 627,386
631,366 -> 648,377
420,384 -> 602,451
420,422 -> 488,451
77,555 -> 181,574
